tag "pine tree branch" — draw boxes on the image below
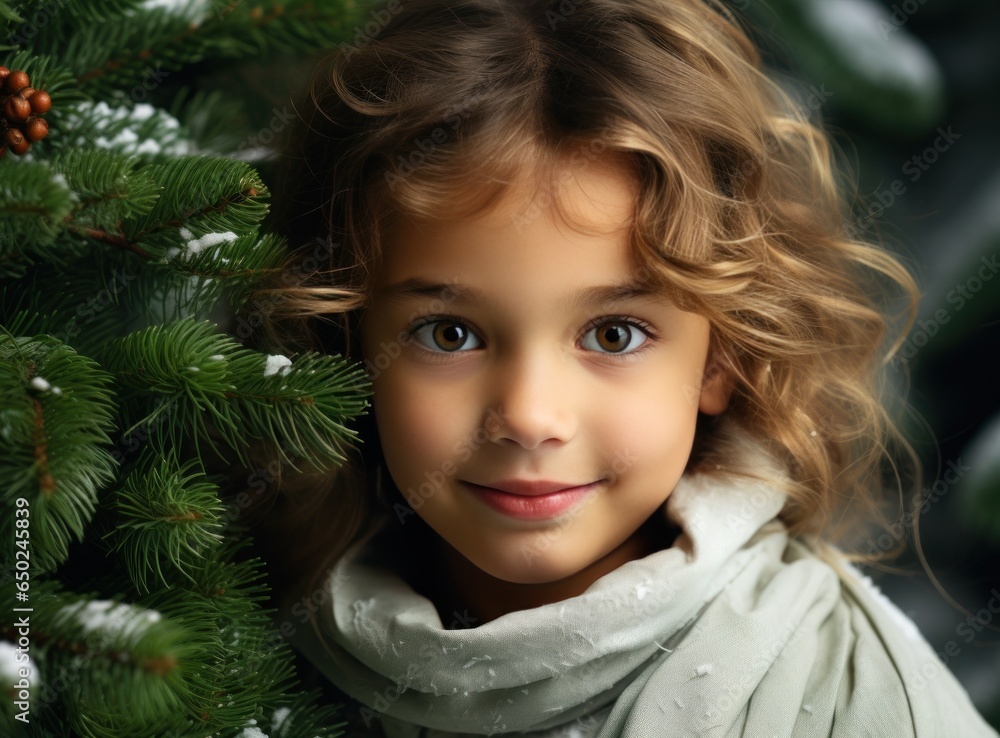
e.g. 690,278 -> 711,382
126,175 -> 266,247
162,510 -> 201,521
1,336 -> 118,571
77,0 -> 328,85
0,160 -> 77,256
0,621 -> 179,677
105,449 -> 226,594
73,0 -> 324,86
0,579 -> 201,734
73,192 -> 261,259
31,395 -> 57,498
77,23 -> 201,86
64,221 -> 157,260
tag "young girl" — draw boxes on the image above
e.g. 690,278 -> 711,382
246,0 -> 999,735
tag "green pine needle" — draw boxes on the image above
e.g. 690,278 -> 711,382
227,347 -> 373,472
0,1 -> 23,24
105,316 -> 371,471
105,448 -> 226,594
0,578 -> 202,737
54,148 -> 163,233
0,161 -> 78,264
134,536 -> 319,734
0,333 -> 118,572
123,156 -> 269,252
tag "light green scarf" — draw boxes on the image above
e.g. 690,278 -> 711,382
283,417 -> 997,737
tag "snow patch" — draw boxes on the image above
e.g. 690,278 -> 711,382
61,600 -> 162,641
167,230 -> 239,261
30,377 -> 62,395
263,355 -> 293,378
50,172 -> 79,202
270,707 -> 291,734
131,103 -> 157,121
134,139 -> 164,155
237,728 -> 268,738
186,231 -> 238,255
96,128 -> 139,150
63,101 -> 192,157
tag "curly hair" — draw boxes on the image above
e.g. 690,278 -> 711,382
239,0 -> 924,610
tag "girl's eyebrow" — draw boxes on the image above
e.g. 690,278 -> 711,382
376,277 -> 666,310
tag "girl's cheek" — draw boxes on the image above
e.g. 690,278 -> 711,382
595,384 -> 698,473
374,374 -> 460,465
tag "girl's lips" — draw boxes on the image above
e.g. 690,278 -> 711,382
462,481 -> 600,520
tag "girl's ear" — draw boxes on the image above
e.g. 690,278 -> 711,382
698,361 -> 735,416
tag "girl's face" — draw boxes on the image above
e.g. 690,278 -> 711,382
360,154 -> 732,587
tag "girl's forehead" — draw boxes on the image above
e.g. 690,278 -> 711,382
389,148 -> 639,239
371,162 -> 654,307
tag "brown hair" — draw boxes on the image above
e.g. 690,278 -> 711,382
239,0 -> 924,610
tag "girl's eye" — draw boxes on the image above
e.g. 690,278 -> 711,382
580,319 -> 651,355
409,319 -> 482,353
405,315 -> 655,359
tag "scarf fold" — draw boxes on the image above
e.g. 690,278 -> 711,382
285,417 -> 998,737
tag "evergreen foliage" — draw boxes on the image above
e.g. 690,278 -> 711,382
0,1 -> 371,736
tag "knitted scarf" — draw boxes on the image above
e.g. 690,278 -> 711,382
283,417 -> 998,737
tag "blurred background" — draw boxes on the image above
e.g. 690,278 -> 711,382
194,0 -> 1000,724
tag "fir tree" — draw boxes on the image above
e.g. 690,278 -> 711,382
0,1 -> 373,736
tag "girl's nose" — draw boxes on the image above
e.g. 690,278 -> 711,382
486,350 -> 578,451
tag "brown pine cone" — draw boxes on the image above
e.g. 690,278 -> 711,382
5,127 -> 30,154
5,94 -> 31,123
0,68 -> 52,155
24,116 -> 48,142
29,90 -> 51,114
4,69 -> 28,95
